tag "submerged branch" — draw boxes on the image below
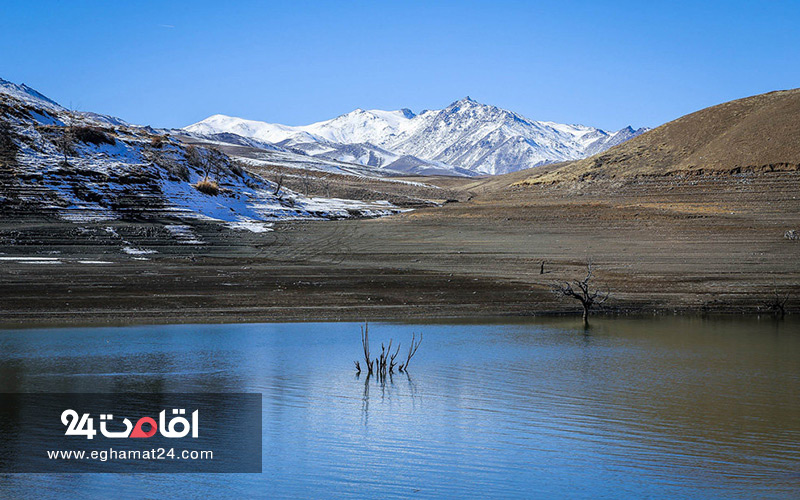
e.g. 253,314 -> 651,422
355,323 -> 422,379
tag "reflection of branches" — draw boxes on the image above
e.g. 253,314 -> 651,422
359,369 -> 419,423
359,372 -> 370,426
404,371 -> 419,406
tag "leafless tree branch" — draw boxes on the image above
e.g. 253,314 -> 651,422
552,260 -> 610,326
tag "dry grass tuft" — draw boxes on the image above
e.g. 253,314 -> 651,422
194,179 -> 219,195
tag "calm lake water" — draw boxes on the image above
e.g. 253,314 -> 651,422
0,317 -> 798,499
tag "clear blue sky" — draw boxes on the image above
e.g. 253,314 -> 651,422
2,1 -> 798,130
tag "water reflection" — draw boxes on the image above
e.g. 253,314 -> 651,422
357,369 -> 420,427
0,317 -> 797,499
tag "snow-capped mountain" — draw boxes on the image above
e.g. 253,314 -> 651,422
186,97 -> 647,176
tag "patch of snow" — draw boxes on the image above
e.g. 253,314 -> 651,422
122,247 -> 157,255
224,221 -> 274,233
165,225 -> 204,244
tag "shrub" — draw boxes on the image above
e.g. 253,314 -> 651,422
143,149 -> 190,182
168,163 -> 191,182
73,126 -> 115,146
150,135 -> 166,148
194,179 -> 219,195
229,159 -> 245,177
0,120 -> 18,168
186,145 -> 204,169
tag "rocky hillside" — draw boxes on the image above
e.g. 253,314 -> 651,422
0,78 -> 404,225
514,88 -> 800,185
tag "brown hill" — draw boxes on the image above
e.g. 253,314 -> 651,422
514,88 -> 800,185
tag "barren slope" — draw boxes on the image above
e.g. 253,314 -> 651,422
515,88 -> 800,185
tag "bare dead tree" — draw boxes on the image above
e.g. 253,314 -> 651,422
273,173 -> 284,198
185,145 -> 227,184
552,261 -> 609,327
320,175 -> 332,198
204,147 -> 226,181
186,145 -> 204,173
301,170 -> 313,196
54,125 -> 75,166
0,120 -> 18,169
399,333 -> 422,372
764,289 -> 789,318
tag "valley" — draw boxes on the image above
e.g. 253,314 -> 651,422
0,78 -> 798,326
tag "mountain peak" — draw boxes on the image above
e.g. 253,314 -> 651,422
182,93 -> 646,176
452,96 -> 479,106
0,77 -> 64,111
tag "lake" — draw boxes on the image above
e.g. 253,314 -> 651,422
0,317 -> 798,498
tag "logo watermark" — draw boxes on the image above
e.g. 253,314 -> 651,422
0,393 -> 261,473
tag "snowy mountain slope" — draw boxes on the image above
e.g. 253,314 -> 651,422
185,108 -> 418,147
186,114 -> 325,145
0,77 -> 65,112
183,121 -> 460,177
186,97 -> 647,176
302,108 -> 417,144
0,78 -> 405,228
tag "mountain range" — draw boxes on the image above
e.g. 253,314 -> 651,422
185,98 -> 647,176
0,76 -> 646,178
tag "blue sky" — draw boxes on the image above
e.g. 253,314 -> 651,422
1,1 -> 798,130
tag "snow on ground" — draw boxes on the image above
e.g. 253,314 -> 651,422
122,247 -> 157,255
164,225 -> 204,244
0,257 -> 117,265
224,221 -> 274,233
1,81 -> 409,227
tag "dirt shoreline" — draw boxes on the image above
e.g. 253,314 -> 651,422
1,171 -> 797,329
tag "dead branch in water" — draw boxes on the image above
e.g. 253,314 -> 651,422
356,324 -> 422,378
358,323 -> 374,375
399,332 -> 422,372
389,343 -> 401,373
